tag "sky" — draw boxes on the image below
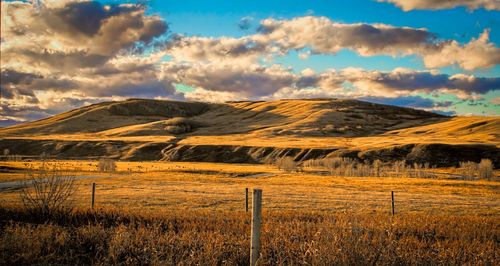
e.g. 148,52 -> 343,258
1,0 -> 499,126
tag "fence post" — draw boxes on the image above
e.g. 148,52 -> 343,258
245,188 -> 249,212
250,189 -> 262,266
391,191 -> 395,215
91,183 -> 96,209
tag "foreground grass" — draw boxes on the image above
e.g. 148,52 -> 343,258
1,161 -> 498,264
1,206 -> 498,265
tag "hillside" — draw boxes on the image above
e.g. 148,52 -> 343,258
0,98 -> 445,137
0,98 -> 498,166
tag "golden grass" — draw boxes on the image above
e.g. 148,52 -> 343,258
1,207 -> 498,265
1,161 -> 498,215
1,160 -> 499,265
3,117 -> 498,150
180,117 -> 500,149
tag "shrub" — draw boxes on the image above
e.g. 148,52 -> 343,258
20,162 -> 77,217
98,158 -> 117,172
459,161 -> 478,180
478,159 -> 493,179
275,156 -> 298,173
163,117 -> 206,134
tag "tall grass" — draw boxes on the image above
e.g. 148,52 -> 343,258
275,156 -> 299,173
459,159 -> 494,180
0,207 -> 497,265
478,159 -> 494,179
303,158 -> 436,178
98,158 -> 116,172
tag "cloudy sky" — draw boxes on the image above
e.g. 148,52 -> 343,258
1,0 -> 499,126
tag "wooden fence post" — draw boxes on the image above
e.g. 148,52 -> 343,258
245,188 -> 249,212
391,191 -> 395,215
250,189 -> 262,266
92,183 -> 96,209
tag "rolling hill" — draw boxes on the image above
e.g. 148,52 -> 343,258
0,98 -> 498,166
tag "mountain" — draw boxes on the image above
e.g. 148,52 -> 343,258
0,98 -> 498,166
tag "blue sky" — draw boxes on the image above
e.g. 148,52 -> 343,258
1,0 -> 499,125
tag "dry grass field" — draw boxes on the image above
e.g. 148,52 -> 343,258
1,207 -> 498,265
0,160 -> 499,265
0,160 -> 498,214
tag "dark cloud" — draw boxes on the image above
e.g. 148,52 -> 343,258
447,75 -> 500,94
1,69 -> 41,100
54,1 -> 121,36
0,69 -> 41,85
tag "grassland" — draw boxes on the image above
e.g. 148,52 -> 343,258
0,160 -> 499,214
2,207 -> 498,265
0,160 -> 499,264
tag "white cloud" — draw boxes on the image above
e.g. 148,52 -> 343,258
160,62 -> 296,97
253,16 -> 500,70
422,30 -> 500,70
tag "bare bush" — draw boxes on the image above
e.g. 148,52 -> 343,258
459,161 -> 478,180
303,158 -> 435,178
98,158 -> 117,172
20,162 -> 77,216
478,159 -> 493,179
275,156 -> 298,173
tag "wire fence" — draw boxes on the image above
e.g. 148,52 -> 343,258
68,181 -> 500,215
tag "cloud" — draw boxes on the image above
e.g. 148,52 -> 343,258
378,0 -> 500,11
159,59 -> 499,103
255,16 -> 433,56
422,30 -> 500,70
160,62 -> 296,97
165,35 -> 271,64
253,16 -> 500,70
337,68 -> 500,97
1,1 -> 167,72
163,16 -> 499,73
165,16 -> 500,70
1,1 -> 176,123
238,16 -> 254,30
185,88 -> 244,102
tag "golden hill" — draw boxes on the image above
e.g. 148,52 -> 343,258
0,98 -> 498,166
0,98 -> 446,137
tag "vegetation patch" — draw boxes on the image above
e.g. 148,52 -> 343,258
0,207 -> 497,265
163,117 -> 207,134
